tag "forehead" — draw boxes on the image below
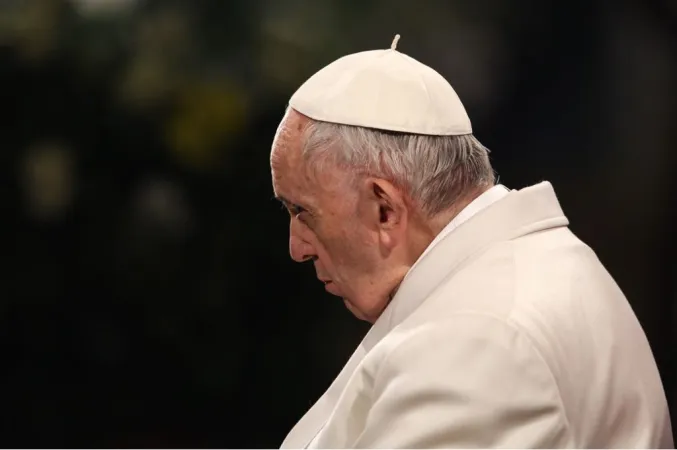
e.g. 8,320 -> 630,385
270,110 -> 311,194
270,109 -> 307,178
270,109 -> 351,209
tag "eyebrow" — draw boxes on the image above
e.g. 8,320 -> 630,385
273,195 -> 289,205
273,195 -> 296,209
273,195 -> 311,214
273,195 -> 294,209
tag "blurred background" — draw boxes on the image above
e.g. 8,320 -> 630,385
0,0 -> 675,447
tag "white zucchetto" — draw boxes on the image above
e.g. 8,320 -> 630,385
289,34 -> 472,136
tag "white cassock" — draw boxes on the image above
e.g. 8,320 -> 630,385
281,181 -> 673,449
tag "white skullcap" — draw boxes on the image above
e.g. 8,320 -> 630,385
289,34 -> 472,136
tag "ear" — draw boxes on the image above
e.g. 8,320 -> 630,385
360,178 -> 407,251
371,179 -> 404,227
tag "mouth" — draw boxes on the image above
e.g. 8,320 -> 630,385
321,280 -> 339,295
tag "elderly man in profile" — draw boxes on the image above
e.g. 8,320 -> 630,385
269,36 -> 673,449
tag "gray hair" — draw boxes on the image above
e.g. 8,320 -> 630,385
301,119 -> 496,217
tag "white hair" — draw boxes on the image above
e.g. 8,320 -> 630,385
301,119 -> 496,217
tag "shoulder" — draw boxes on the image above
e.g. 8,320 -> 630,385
372,313 -> 562,398
415,226 -> 614,327
357,313 -> 572,447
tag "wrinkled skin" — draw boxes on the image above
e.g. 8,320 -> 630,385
270,109 -> 476,322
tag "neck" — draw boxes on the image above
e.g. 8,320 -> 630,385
380,184 -> 492,322
413,184 -> 490,257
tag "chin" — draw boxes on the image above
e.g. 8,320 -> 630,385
343,298 -> 383,323
343,299 -> 370,322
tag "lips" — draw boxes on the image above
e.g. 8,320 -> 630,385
317,274 -> 339,295
323,280 -> 340,295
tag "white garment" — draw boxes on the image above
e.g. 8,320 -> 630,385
281,181 -> 673,449
408,184 -> 509,276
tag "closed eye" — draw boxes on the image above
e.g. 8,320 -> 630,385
273,196 -> 307,218
289,204 -> 305,216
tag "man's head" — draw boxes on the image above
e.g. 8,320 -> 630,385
271,107 -> 495,322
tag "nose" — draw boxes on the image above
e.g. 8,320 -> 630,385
289,220 -> 316,263
289,235 -> 316,263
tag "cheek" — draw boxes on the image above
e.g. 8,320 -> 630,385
329,231 -> 378,277
307,227 -> 345,273
314,235 -> 342,270
313,215 -> 378,277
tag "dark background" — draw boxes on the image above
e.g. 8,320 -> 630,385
0,0 -> 675,447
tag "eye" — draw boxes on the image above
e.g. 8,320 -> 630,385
280,202 -> 306,219
290,204 -> 306,216
291,205 -> 314,227
275,197 -> 311,222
